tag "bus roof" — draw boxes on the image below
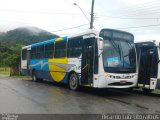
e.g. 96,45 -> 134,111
100,28 -> 134,36
22,29 -> 99,48
67,28 -> 133,38
27,36 -> 67,47
67,29 -> 99,38
22,45 -> 31,50
136,40 -> 160,46
22,28 -> 134,48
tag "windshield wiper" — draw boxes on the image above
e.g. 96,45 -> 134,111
110,39 -> 121,59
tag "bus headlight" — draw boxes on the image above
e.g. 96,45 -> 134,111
105,73 -> 109,77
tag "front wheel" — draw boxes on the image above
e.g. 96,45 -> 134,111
32,70 -> 42,82
69,73 -> 79,91
32,70 -> 37,81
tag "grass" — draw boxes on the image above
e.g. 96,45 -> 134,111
0,67 -> 31,80
11,75 -> 31,79
0,67 -> 10,75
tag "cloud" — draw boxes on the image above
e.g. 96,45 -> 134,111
0,0 -> 160,41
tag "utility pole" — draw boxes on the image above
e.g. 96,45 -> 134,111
90,0 -> 95,29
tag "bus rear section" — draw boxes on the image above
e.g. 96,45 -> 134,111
21,45 -> 31,76
135,41 -> 160,92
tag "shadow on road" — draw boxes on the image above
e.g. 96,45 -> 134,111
26,79 -> 132,97
24,79 -> 160,99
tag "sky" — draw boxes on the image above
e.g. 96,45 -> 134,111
0,0 -> 160,41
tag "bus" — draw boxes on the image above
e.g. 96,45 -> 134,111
21,29 -> 138,90
135,40 -> 160,93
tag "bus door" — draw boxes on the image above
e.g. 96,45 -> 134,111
81,37 -> 96,86
138,46 -> 158,88
26,49 -> 31,75
157,46 -> 160,89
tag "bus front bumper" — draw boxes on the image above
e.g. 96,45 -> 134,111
95,73 -> 137,88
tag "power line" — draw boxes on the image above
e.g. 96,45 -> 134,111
120,7 -> 160,16
101,7 -> 160,18
50,24 -> 89,32
112,3 -> 160,17
100,9 -> 160,20
120,11 -> 160,18
111,0 -> 160,13
125,5 -> 160,13
58,28 -> 89,36
118,24 -> 160,30
98,0 -> 160,15
99,1 -> 160,18
0,8 -> 81,15
95,14 -> 160,20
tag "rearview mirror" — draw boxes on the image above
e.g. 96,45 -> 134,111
99,41 -> 103,51
94,36 -> 103,57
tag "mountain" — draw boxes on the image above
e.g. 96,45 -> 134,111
0,27 -> 59,68
0,27 -> 59,46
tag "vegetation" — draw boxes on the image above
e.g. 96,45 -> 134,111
0,27 -> 59,76
0,67 -> 10,75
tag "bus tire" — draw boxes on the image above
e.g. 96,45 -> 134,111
69,73 -> 79,91
32,70 -> 42,82
32,70 -> 37,82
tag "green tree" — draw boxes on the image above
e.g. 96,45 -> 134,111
5,44 -> 23,76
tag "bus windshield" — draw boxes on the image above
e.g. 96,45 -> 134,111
102,33 -> 136,73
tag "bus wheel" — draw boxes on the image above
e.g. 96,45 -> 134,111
32,70 -> 42,82
32,70 -> 37,82
69,73 -> 79,91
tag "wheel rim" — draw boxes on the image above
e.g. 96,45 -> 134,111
33,75 -> 36,81
70,75 -> 77,89
32,72 -> 36,81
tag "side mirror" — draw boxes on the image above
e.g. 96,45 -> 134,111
99,41 -> 103,51
94,36 -> 104,57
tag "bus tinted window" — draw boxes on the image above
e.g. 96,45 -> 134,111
22,49 -> 27,60
100,29 -> 134,41
37,45 -> 44,59
45,43 -> 54,58
31,47 -> 36,59
113,32 -> 133,41
67,37 -> 82,58
54,41 -> 66,58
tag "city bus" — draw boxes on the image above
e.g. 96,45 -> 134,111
21,29 -> 138,90
135,40 -> 160,93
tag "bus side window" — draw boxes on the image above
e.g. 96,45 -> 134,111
22,49 -> 27,60
45,43 -> 54,58
31,47 -> 37,59
37,45 -> 44,59
54,40 -> 67,58
67,37 -> 82,58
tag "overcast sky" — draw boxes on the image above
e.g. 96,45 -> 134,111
0,0 -> 160,41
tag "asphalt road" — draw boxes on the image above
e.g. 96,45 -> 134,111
0,75 -> 160,114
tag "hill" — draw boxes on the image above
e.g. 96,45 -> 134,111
0,27 -> 59,69
0,27 -> 59,46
